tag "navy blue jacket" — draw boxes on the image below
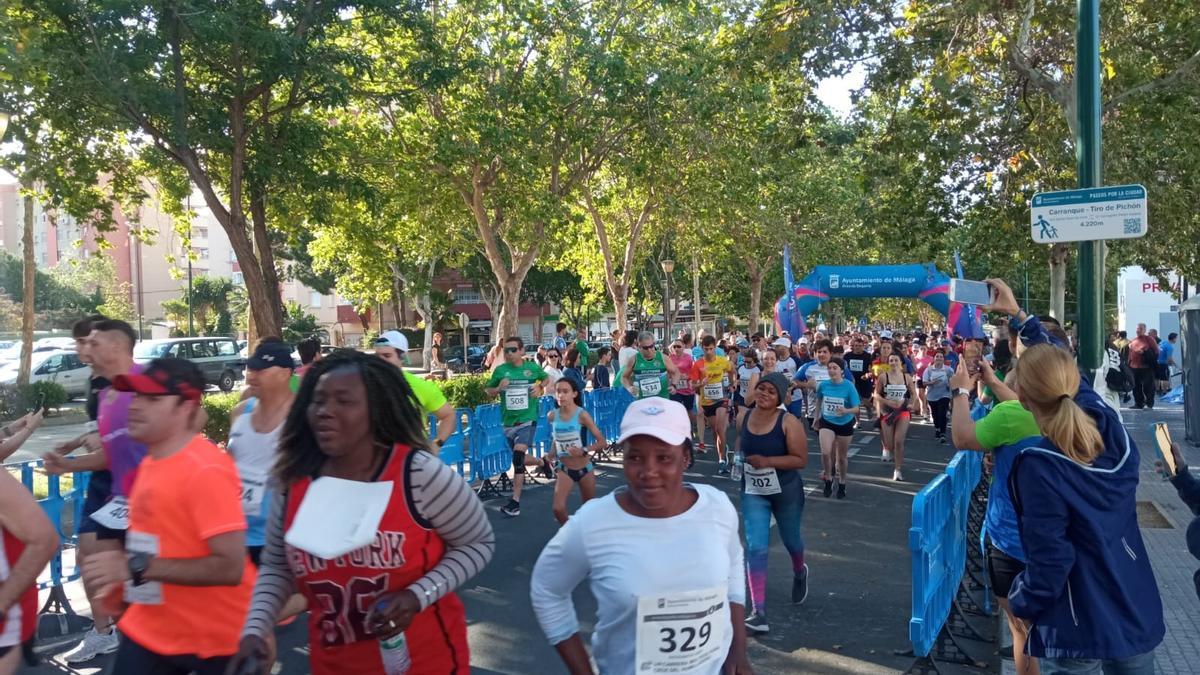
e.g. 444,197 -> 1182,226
1006,315 -> 1164,659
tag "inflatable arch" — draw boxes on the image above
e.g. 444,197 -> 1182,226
772,247 -> 984,338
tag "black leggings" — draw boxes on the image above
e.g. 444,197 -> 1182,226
929,398 -> 950,435
110,636 -> 231,675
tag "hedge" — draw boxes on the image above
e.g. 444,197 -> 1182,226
201,392 -> 242,445
435,374 -> 496,409
0,381 -> 69,421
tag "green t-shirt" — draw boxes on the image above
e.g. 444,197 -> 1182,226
488,361 -> 548,426
574,338 -> 590,367
403,370 -> 448,414
631,350 -> 669,399
975,399 -> 1040,450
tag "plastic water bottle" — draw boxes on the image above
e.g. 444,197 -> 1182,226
380,633 -> 412,674
730,451 -> 744,482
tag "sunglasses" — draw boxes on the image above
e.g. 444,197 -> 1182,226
504,347 -> 520,353
547,354 -> 560,359
640,344 -> 656,351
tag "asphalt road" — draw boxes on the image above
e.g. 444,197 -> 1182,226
21,413 -> 994,674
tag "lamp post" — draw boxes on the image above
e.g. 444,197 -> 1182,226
186,194 -> 194,337
661,259 -> 675,341
458,311 -> 471,375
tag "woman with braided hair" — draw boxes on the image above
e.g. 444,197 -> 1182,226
230,351 -> 494,674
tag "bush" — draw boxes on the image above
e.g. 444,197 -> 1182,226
0,381 -> 69,421
202,392 -> 242,445
435,374 -> 496,409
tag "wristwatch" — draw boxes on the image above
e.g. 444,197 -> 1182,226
953,387 -> 972,398
434,438 -> 445,448
128,552 -> 152,586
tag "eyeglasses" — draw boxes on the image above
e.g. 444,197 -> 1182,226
640,344 -> 656,351
547,354 -> 560,359
504,347 -> 520,353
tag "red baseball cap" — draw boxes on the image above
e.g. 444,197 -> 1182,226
113,359 -> 205,402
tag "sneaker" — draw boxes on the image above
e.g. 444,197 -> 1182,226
696,441 -> 708,453
893,469 -> 904,482
745,612 -> 770,634
836,483 -> 847,500
500,499 -> 520,517
540,457 -> 554,479
823,479 -> 832,498
881,449 -> 893,462
718,461 -> 730,476
792,564 -> 810,604
64,627 -> 119,663
938,435 -> 948,445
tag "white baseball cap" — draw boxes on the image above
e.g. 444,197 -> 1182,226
375,330 -> 409,352
879,330 -> 894,340
772,337 -> 792,349
798,337 -> 810,345
617,398 -> 691,446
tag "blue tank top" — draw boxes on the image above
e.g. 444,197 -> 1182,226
551,406 -> 584,453
738,410 -> 797,484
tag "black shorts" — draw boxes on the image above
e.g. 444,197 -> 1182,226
78,470 -> 113,536
248,546 -> 263,567
854,380 -> 874,401
987,543 -> 1026,597
820,419 -> 856,437
670,392 -> 696,409
1155,364 -> 1170,380
702,401 -> 729,418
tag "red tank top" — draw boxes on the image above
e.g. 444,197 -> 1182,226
0,527 -> 36,647
284,444 -> 469,674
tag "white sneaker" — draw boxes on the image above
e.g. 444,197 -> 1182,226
881,449 -> 893,462
64,627 -> 119,663
893,469 -> 904,481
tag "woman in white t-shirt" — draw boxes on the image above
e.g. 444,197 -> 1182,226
531,398 -> 751,675
542,348 -> 564,390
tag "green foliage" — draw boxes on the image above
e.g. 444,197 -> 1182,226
0,252 -> 93,314
360,329 -> 380,350
51,256 -> 136,322
201,392 -> 243,445
0,381 -> 68,421
282,302 -> 322,345
435,375 -> 496,410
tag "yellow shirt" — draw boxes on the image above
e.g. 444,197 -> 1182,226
690,356 -> 732,406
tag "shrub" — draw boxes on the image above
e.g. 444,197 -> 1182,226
435,374 -> 496,409
202,392 -> 243,445
0,381 -> 69,421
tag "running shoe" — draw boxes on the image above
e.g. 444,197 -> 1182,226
64,627 -> 119,663
893,469 -> 904,482
938,435 -> 948,445
881,449 -> 893,462
500,499 -> 520,517
696,441 -> 708,453
836,483 -> 847,500
718,461 -> 730,476
745,613 -> 770,634
540,457 -> 554,479
822,479 -> 833,498
792,564 -> 810,604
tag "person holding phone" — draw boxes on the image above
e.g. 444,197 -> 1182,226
0,410 -> 45,463
1156,438 -> 1200,602
232,351 -> 494,674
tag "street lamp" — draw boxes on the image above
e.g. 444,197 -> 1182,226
457,311 -> 471,375
660,259 -> 675,340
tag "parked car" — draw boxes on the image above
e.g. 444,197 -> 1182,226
0,339 -> 75,367
0,350 -> 91,398
133,337 -> 246,392
445,345 -> 487,373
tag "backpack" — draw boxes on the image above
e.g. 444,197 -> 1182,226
1105,348 -> 1134,393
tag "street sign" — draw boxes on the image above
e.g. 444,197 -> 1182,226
1031,184 -> 1147,244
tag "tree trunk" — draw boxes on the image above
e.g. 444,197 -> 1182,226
17,180 -> 35,386
390,272 -> 404,329
612,289 -> 629,336
692,255 -> 702,333
248,187 -> 285,333
1049,243 -> 1070,320
746,258 -> 765,331
495,275 -> 524,346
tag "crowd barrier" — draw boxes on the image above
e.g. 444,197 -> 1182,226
903,448 -> 994,674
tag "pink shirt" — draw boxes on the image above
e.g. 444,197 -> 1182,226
669,353 -> 695,394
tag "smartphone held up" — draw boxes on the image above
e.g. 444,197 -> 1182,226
949,278 -> 996,306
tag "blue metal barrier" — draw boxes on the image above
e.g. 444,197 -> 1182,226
8,461 -> 89,617
906,449 -> 987,670
586,388 -> 634,459
530,396 -> 559,458
431,408 -> 472,478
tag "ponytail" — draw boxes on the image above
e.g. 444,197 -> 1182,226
1015,344 -> 1104,464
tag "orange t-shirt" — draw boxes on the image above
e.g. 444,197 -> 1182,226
119,434 -> 255,658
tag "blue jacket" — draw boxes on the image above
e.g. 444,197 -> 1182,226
1006,316 -> 1164,659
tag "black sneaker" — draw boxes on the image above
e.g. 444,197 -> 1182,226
540,457 -> 555,479
792,564 -> 810,604
836,483 -> 846,500
744,612 -> 770,634
823,480 -> 833,498
938,435 -> 948,445
500,499 -> 520,517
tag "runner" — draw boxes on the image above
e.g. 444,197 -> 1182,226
875,353 -> 917,480
233,351 -> 494,674
485,337 -> 550,518
620,332 -> 682,400
373,330 -> 456,449
227,340 -> 295,565
81,359 -> 254,673
0,463 -> 58,675
690,336 -> 738,474
667,339 -> 699,448
843,335 -> 874,424
735,351 -> 761,413
920,350 -> 953,443
737,373 -> 809,634
912,342 -> 932,419
548,378 -> 607,525
530,398 -> 751,675
813,358 -> 861,499
795,339 -> 834,431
